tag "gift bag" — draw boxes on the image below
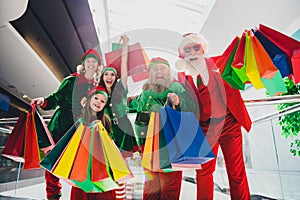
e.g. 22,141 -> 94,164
159,104 -> 215,168
2,105 -> 55,169
40,119 -> 131,193
245,31 -> 265,89
250,32 -> 288,96
141,113 -> 155,170
97,121 -> 133,182
141,112 -> 171,171
232,32 -> 250,83
105,42 -> 149,80
1,112 -> 27,163
216,36 -> 245,90
253,29 -> 292,78
259,24 -> 300,83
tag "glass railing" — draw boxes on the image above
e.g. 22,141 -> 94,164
0,98 -> 299,199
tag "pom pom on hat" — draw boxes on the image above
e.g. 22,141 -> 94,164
178,33 -> 208,58
87,86 -> 108,101
82,49 -> 101,65
149,57 -> 170,69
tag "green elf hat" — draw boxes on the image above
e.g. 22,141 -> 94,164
82,49 -> 101,65
101,64 -> 118,76
87,86 -> 108,101
149,57 -> 170,69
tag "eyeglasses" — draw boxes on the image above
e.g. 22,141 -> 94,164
183,44 -> 201,53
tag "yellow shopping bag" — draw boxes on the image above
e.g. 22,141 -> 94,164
245,31 -> 265,89
52,123 -> 85,178
141,113 -> 155,170
97,121 -> 133,183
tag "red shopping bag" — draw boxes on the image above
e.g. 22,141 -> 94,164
232,32 -> 250,83
2,105 -> 55,169
1,112 -> 27,163
259,24 -> 300,83
105,42 -> 149,80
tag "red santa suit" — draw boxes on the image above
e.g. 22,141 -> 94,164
178,58 -> 252,200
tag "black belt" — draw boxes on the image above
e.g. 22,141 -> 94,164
201,114 -> 229,124
135,111 -> 150,125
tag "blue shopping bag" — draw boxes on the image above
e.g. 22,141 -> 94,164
159,104 -> 215,165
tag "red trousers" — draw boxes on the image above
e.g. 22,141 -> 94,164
143,170 -> 182,200
196,115 -> 250,200
70,186 -> 116,200
45,170 -> 62,199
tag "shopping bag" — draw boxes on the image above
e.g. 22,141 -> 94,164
40,120 -> 121,193
232,32 -> 250,83
159,104 -> 215,167
152,113 -> 160,171
250,32 -> 288,96
39,121 -> 79,171
105,42 -> 149,79
259,24 -> 300,83
97,121 -> 133,183
245,31 -> 265,89
253,29 -> 292,78
2,105 -> 55,169
111,42 -> 149,82
71,124 -> 119,193
90,125 -> 119,192
1,112 -> 27,163
216,36 -> 245,90
141,112 -> 172,171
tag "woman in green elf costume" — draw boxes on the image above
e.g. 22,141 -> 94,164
98,35 -> 138,200
31,49 -> 102,200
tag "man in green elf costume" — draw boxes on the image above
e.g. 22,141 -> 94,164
129,57 -> 195,200
31,49 -> 102,200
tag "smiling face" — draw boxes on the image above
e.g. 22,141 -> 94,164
150,63 -> 171,89
102,70 -> 117,89
83,57 -> 99,73
89,93 -> 107,115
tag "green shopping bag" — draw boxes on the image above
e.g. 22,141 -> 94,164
216,36 -> 245,90
232,32 -> 250,83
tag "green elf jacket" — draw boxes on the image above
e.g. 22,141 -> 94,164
104,80 -> 138,151
41,73 -> 95,143
129,81 -> 196,146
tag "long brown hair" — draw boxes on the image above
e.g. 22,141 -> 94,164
81,96 -> 112,133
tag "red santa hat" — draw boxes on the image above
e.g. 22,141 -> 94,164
82,49 -> 101,65
87,85 -> 108,101
178,33 -> 208,58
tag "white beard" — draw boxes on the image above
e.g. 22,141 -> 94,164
175,55 -> 209,86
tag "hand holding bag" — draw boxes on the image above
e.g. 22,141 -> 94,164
159,101 -> 215,169
105,42 -> 149,79
40,120 -> 120,193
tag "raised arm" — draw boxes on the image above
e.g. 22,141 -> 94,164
120,34 -> 129,88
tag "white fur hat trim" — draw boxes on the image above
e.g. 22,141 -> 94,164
179,33 -> 208,55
